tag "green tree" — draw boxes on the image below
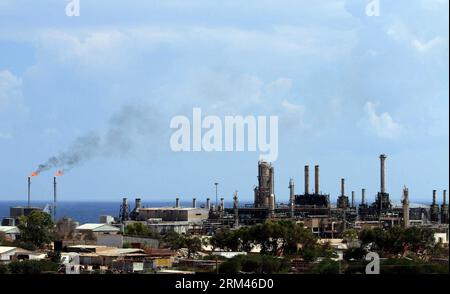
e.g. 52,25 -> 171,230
360,226 -> 435,256
219,258 -> 241,274
219,255 -> 289,274
162,232 -> 184,250
210,228 -> 240,252
309,258 -> 340,274
47,251 -> 62,264
8,260 -> 58,274
0,263 -> 9,274
18,211 -> 55,248
184,235 -> 202,258
125,222 -> 150,236
342,229 -> 358,243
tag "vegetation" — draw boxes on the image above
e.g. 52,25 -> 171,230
124,222 -> 160,239
210,220 -> 324,260
7,260 -> 59,274
17,211 -> 55,248
0,263 -> 9,274
359,226 -> 435,255
379,258 -> 449,274
308,258 -> 341,274
219,255 -> 290,274
47,251 -> 62,264
162,232 -> 202,258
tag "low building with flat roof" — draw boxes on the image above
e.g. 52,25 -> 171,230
0,226 -> 20,241
76,223 -> 120,234
137,207 -> 209,223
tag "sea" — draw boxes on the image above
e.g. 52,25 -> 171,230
0,200 -> 428,224
0,200 -> 239,224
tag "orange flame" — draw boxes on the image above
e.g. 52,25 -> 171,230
55,170 -> 63,177
30,172 -> 38,177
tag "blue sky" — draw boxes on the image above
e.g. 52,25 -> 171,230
0,0 -> 448,205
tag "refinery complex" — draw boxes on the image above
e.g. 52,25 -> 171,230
111,154 -> 449,235
1,153 -> 448,274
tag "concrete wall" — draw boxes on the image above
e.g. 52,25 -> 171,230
139,208 -> 208,222
97,234 -> 123,248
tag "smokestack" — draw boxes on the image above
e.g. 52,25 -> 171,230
119,198 -> 130,222
341,178 -> 345,196
314,165 -> 320,195
233,191 -> 239,227
443,190 -> 447,205
380,154 -> 387,193
433,190 -> 437,205
402,186 -> 409,228
304,165 -> 309,195
175,197 -> 180,208
269,194 -> 275,218
27,177 -> 31,208
442,190 -> 449,224
135,198 -> 142,210
220,198 -> 224,211
206,198 -> 211,209
289,179 -> 295,218
192,198 -> 197,208
361,188 -> 366,205
351,191 -> 355,208
53,177 -> 57,221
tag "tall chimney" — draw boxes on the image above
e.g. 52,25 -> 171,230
135,198 -> 142,210
269,194 -> 275,218
444,190 -> 447,206
53,177 -> 57,221
289,179 -> 295,218
220,198 -> 225,211
304,165 -> 309,195
314,165 -> 320,195
402,186 -> 409,228
340,178 -> 345,196
380,154 -> 387,193
433,190 -> 437,205
351,191 -> 355,208
233,191 -> 239,227
27,177 -> 31,208
192,198 -> 197,208
206,198 -> 211,209
361,188 -> 366,205
175,197 -> 180,208
442,190 -> 449,224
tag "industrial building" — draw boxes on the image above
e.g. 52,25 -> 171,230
108,154 -> 448,239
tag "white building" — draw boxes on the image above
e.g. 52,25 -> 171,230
0,226 -> 20,241
0,246 -> 16,263
76,223 -> 120,236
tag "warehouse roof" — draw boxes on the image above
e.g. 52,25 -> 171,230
139,207 -> 206,211
0,226 -> 20,234
75,223 -> 120,232
0,246 -> 16,254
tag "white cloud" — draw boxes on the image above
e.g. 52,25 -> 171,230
364,101 -> 402,139
412,37 -> 446,53
0,70 -> 22,108
386,23 -> 448,54
281,99 -> 304,113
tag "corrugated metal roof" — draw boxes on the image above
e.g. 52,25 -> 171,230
0,246 -> 16,254
0,226 -> 20,234
75,223 -> 120,232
